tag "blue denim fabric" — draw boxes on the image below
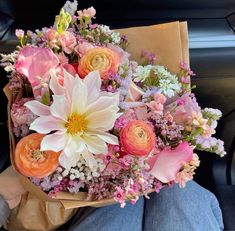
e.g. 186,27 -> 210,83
69,181 -> 223,231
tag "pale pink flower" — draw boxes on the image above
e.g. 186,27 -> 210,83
147,93 -> 166,114
114,187 -> 126,207
77,7 -> 96,20
45,28 -> 59,47
168,93 -> 201,125
15,29 -> 24,39
58,31 -> 77,54
175,170 -> 193,188
11,98 -> 37,137
148,142 -> 193,183
181,76 -> 190,84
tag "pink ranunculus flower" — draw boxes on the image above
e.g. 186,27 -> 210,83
120,120 -> 155,156
16,46 -> 59,97
58,31 -> 77,54
77,47 -> 120,80
148,142 -> 193,183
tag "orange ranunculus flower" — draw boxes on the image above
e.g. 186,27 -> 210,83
120,120 -> 156,156
14,133 -> 60,178
77,47 -> 119,79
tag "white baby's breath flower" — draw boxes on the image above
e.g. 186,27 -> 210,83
133,65 -> 152,82
154,65 -> 181,97
110,32 -> 121,44
158,78 -> 181,98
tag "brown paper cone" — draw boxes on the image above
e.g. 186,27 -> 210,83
6,193 -> 77,231
117,21 -> 189,74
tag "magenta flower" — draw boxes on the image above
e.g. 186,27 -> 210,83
148,142 -> 193,183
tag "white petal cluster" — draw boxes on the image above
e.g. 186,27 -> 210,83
154,65 -> 181,98
58,156 -> 105,181
133,65 -> 152,82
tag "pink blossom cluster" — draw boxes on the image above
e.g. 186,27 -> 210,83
10,98 -> 37,137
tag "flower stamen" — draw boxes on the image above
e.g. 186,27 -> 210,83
65,112 -> 87,135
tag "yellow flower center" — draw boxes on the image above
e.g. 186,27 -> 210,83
134,127 -> 147,142
65,113 -> 87,135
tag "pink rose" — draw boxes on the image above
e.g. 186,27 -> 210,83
148,142 -> 193,183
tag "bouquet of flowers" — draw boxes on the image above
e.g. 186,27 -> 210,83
1,0 -> 226,209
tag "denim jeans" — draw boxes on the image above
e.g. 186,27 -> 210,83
69,181 -> 224,231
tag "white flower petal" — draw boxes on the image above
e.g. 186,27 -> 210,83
49,70 -> 65,95
92,131 -> 119,145
85,96 -> 119,116
82,149 -> 98,169
40,131 -> 68,152
64,136 -> 86,154
30,116 -> 65,133
59,151 -> 81,169
63,70 -> 76,101
100,91 -> 120,105
86,105 -> 120,131
83,134 -> 107,154
84,71 -> 101,104
25,100 -> 50,116
71,77 -> 88,114
50,95 -> 70,121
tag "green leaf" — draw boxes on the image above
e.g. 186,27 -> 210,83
41,92 -> 50,105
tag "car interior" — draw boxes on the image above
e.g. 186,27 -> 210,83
0,1 -> 235,230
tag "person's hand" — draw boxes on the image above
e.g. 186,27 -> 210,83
0,166 -> 27,209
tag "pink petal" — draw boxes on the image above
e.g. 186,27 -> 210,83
49,70 -> 65,95
29,115 -> 65,134
149,142 -> 193,183
59,151 -> 81,170
16,46 -> 59,86
127,81 -> 144,102
40,131 -> 67,152
84,71 -> 101,104
50,95 -> 70,121
24,100 -> 50,116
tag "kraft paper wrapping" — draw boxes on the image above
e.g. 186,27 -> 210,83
3,21 -> 189,230
117,21 -> 189,73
